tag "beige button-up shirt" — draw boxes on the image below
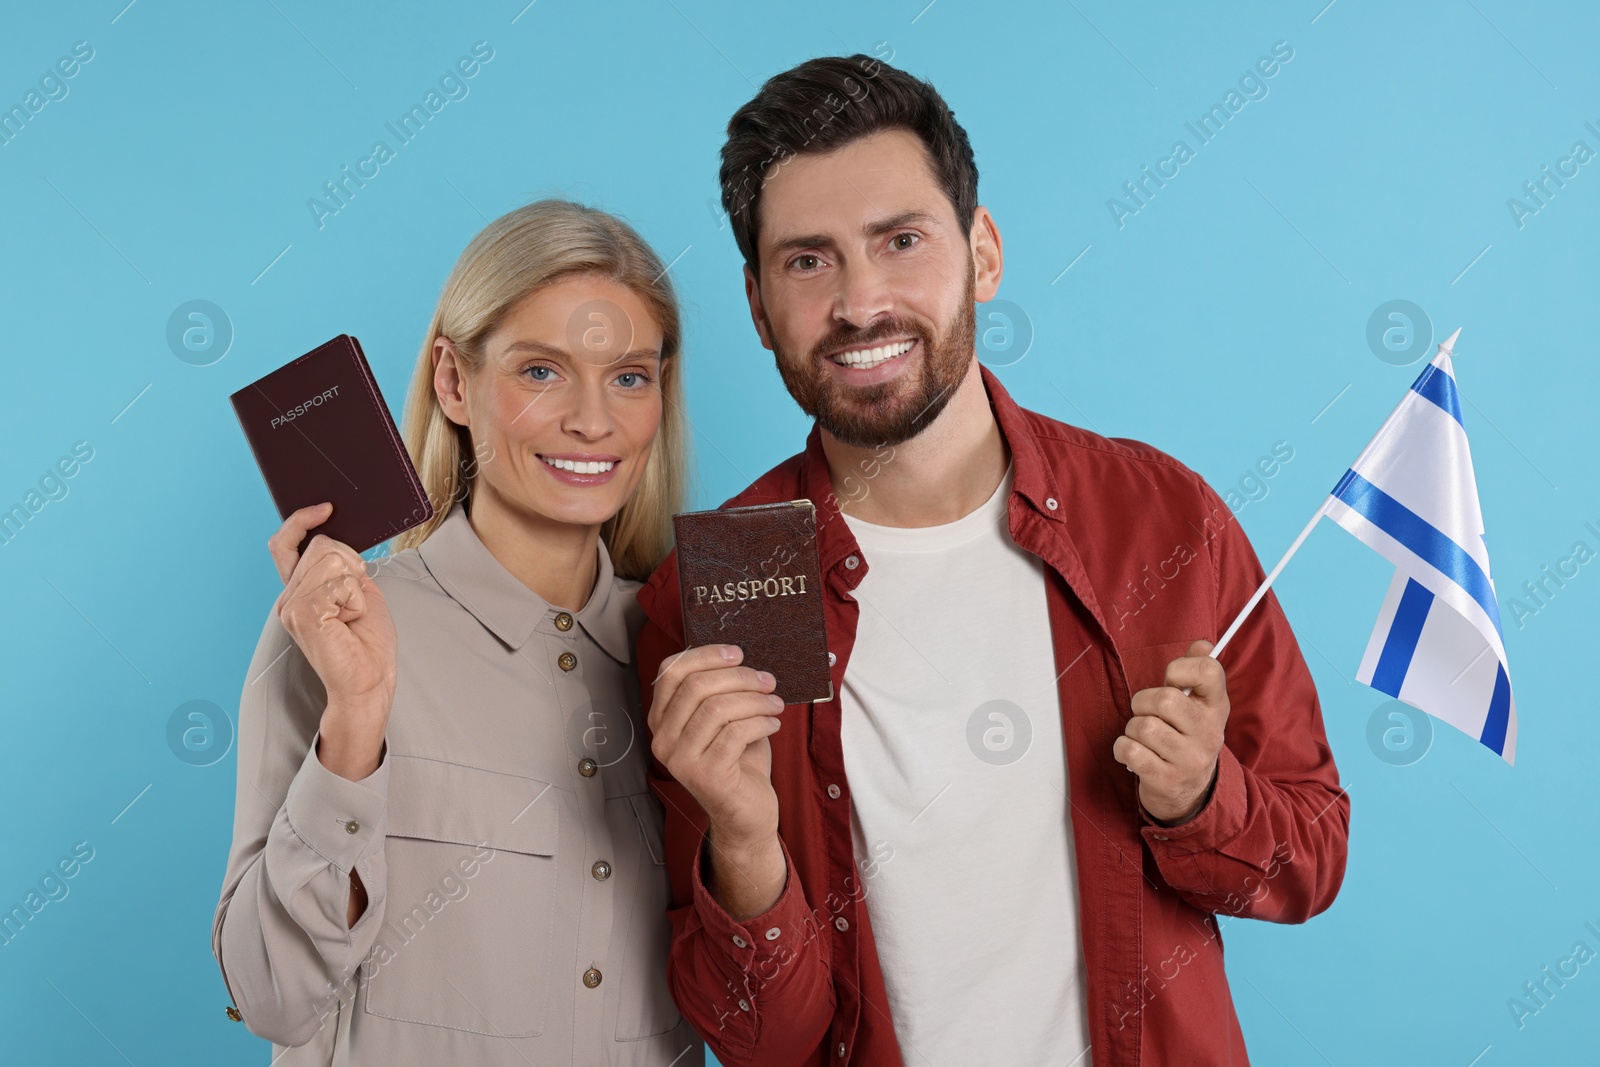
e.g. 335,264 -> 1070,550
212,503 -> 702,1066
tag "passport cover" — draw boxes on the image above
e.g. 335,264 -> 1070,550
673,500 -> 833,704
229,334 -> 432,554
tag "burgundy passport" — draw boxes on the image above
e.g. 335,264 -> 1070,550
673,500 -> 833,705
229,334 -> 432,554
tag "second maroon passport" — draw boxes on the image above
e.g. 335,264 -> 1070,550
672,500 -> 833,705
230,334 -> 433,554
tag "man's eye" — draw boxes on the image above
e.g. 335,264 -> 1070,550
793,254 -> 820,271
891,233 -> 919,250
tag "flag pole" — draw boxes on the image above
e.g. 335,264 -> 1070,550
1209,501 -> 1329,659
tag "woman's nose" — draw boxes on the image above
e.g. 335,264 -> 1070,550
560,380 -> 616,441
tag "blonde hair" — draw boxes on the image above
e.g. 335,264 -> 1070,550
391,199 -> 687,580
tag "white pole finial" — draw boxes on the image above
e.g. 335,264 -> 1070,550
1438,326 -> 1462,355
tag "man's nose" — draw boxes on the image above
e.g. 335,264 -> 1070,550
833,258 -> 896,329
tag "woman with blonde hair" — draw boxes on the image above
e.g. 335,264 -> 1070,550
212,198 -> 709,1065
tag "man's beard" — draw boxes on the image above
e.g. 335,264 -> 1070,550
770,266 -> 977,449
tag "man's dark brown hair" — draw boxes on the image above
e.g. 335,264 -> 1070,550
718,54 -> 980,281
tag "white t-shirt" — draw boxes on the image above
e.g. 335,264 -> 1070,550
839,463 -> 1092,1067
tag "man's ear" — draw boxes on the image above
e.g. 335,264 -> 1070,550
743,265 -> 775,352
433,337 -> 471,427
970,205 -> 1003,303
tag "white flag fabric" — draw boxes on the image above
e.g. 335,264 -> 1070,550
1321,343 -> 1516,763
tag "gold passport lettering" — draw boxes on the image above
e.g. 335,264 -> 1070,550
694,573 -> 808,606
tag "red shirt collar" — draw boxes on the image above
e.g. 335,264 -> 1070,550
796,362 -> 1068,574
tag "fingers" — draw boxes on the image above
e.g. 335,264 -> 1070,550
648,645 -> 756,726
702,712 -> 783,767
648,644 -> 735,725
1122,710 -> 1184,763
268,503 -> 333,584
652,660 -> 778,750
279,536 -> 370,628
647,644 -> 785,784
652,643 -> 741,686
1130,683 -> 1203,737
675,689 -> 785,763
1114,732 -> 1199,810
288,534 -> 368,593
1112,733 -> 1163,778
1164,641 -> 1224,697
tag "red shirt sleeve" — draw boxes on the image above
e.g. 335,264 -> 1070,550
636,590 -> 835,1066
1137,478 -> 1351,924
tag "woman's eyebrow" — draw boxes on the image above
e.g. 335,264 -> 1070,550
504,339 -> 662,365
502,339 -> 570,359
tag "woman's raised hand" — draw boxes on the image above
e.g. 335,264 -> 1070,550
268,503 -> 396,780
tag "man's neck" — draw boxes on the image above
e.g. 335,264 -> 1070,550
822,358 -> 1010,528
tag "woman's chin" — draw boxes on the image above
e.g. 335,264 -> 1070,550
521,489 -> 630,531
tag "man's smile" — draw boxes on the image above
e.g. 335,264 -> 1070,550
827,338 -> 915,370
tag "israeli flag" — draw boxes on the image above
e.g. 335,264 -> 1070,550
1322,330 -> 1517,763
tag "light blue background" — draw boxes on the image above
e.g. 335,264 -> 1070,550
2,1 -> 1596,1063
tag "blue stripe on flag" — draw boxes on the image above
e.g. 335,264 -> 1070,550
1481,660 -> 1511,755
1330,469 -> 1504,641
1371,579 -> 1434,697
1411,363 -> 1464,427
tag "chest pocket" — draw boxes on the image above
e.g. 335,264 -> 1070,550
1115,640 -> 1198,710
363,755 -> 559,1038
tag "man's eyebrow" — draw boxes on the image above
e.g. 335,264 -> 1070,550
863,210 -> 939,238
767,210 -> 941,258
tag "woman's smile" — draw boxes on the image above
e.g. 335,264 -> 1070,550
538,451 -> 622,485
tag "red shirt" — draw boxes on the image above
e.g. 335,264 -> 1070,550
635,366 -> 1349,1066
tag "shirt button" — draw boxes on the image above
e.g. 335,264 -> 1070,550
558,651 -> 578,672
844,555 -> 859,570
554,611 -> 574,631
344,819 -> 360,834
834,916 -> 849,932
738,998 -> 751,1012
838,1043 -> 847,1058
1046,497 -> 1059,511
828,651 -> 837,666
578,757 -> 598,777
732,934 -> 747,949
591,859 -> 611,881
827,784 -> 841,799
224,1006 -> 243,1022
765,926 -> 781,941
1152,834 -> 1169,841
582,967 -> 602,988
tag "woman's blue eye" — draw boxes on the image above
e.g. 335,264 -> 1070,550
525,366 -> 553,381
616,372 -> 649,388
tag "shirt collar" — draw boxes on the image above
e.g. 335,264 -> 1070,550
798,363 -> 1066,571
416,502 -> 635,664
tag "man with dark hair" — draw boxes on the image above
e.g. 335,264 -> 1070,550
638,54 -> 1347,1067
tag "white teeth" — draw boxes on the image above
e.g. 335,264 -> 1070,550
542,457 -> 616,474
831,339 -> 914,369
